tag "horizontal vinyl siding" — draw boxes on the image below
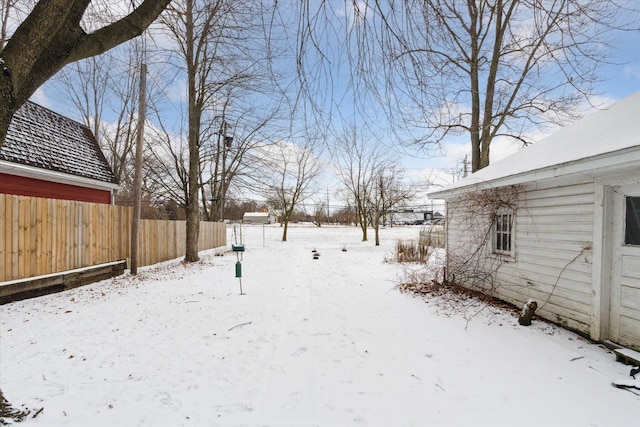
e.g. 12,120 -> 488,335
507,181 -> 594,332
446,179 -> 596,335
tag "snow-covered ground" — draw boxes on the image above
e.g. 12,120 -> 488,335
1,224 -> 638,426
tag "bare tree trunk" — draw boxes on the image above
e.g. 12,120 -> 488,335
468,1 -> 481,173
359,207 -> 368,241
374,221 -> 380,246
131,63 -> 146,274
184,0 -> 200,262
282,212 -> 290,241
0,77 -> 14,145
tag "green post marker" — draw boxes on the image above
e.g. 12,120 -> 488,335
235,261 -> 242,278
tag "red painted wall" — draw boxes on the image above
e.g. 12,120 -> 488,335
0,173 -> 112,204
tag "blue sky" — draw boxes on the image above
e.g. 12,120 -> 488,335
30,1 -> 640,198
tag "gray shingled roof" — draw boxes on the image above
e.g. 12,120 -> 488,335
0,101 -> 117,184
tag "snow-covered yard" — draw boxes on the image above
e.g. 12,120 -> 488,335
1,224 -> 638,426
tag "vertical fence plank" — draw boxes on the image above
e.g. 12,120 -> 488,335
93,204 -> 99,265
29,197 -> 37,276
118,206 -> 126,265
50,198 -> 57,274
82,202 -> 90,267
63,199 -> 70,271
18,196 -> 27,279
66,200 -> 73,271
61,199 -> 69,272
112,204 -> 121,262
44,198 -> 50,274
35,197 -> 44,276
102,204 -> 109,263
112,205 -> 118,262
138,220 -> 146,267
92,203 -> 99,265
9,196 -> 18,280
76,201 -> 82,269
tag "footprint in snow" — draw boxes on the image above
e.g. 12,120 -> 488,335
281,391 -> 304,410
291,346 -> 307,357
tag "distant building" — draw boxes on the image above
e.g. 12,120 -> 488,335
0,101 -> 118,204
243,211 -> 273,224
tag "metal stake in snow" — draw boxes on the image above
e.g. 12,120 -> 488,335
231,224 -> 245,295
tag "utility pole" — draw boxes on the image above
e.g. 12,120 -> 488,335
463,154 -> 469,178
326,187 -> 330,224
130,63 -> 146,275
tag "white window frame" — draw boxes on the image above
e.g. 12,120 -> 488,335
493,209 -> 514,257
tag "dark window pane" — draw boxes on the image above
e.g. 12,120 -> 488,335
626,196 -> 640,245
495,213 -> 512,253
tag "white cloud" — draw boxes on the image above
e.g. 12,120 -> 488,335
29,87 -> 50,108
624,64 -> 640,81
336,1 -> 371,30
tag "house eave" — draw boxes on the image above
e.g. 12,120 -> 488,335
428,146 -> 640,199
0,161 -> 120,192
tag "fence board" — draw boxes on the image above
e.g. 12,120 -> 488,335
30,200 -> 35,274
18,196 -> 27,279
0,195 -> 226,281
10,196 -> 18,280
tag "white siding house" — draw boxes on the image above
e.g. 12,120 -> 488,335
242,211 -> 273,224
429,92 -> 640,351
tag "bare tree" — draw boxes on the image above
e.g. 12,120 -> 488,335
263,140 -> 323,241
155,0 -> 280,262
308,200 -> 327,227
200,86 -> 282,222
160,0 -> 235,262
56,40 -> 149,189
0,0 -> 172,147
57,56 -> 109,143
367,164 -> 415,246
290,1 -> 638,172
334,126 -> 389,242
144,119 -> 190,214
370,0 -> 640,171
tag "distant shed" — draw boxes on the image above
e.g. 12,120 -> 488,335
243,211 -> 273,224
429,91 -> 640,352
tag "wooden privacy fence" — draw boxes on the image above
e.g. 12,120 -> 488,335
0,194 -> 227,282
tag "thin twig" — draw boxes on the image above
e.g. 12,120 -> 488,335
539,245 -> 591,311
228,321 -> 252,332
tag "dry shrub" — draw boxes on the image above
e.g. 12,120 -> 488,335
398,274 -> 521,324
393,239 -> 431,263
